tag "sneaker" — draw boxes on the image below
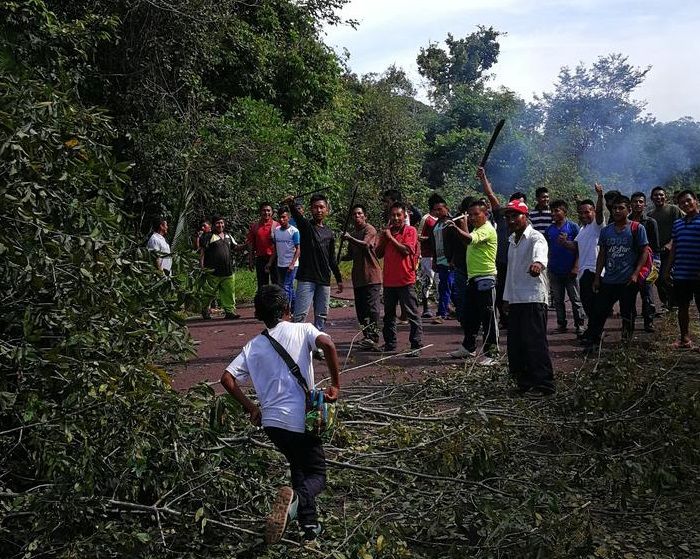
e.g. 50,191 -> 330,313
301,523 -> 323,544
265,486 -> 298,544
357,338 -> 380,351
431,316 -> 444,324
477,356 -> 497,367
448,347 -> 476,359
313,349 -> 325,360
224,312 -> 241,320
421,310 -> 433,319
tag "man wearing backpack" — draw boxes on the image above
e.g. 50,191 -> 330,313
220,285 -> 341,545
630,192 -> 661,332
580,195 -> 650,346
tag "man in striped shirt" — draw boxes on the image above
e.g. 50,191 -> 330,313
665,190 -> 700,349
529,187 -> 552,235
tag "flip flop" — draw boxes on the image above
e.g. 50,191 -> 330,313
671,340 -> 694,350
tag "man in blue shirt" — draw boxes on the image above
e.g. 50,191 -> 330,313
545,200 -> 584,335
581,195 -> 649,346
665,190 -> 700,349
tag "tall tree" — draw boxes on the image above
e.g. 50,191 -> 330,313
536,53 -> 650,161
417,26 -> 502,108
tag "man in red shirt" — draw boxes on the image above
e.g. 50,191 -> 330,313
247,202 -> 279,290
376,202 -> 423,353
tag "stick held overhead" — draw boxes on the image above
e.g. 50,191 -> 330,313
479,119 -> 505,168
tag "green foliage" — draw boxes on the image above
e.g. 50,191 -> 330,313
343,67 -> 427,218
2,1 -> 700,556
314,335 -> 699,558
537,53 -> 649,159
417,26 -> 503,107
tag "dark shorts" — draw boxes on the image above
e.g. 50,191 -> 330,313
673,279 -> 700,306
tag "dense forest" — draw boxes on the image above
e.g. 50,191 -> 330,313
1,1 -> 699,557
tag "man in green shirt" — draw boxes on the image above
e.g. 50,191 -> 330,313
447,199 -> 499,364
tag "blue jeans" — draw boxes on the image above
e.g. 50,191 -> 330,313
436,264 -> 455,318
293,281 -> 331,331
452,269 -> 468,330
277,266 -> 297,311
548,271 -> 584,327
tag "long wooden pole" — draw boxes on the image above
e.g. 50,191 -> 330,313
335,182 -> 361,265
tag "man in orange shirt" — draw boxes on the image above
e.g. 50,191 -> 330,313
376,202 -> 423,354
247,202 -> 279,290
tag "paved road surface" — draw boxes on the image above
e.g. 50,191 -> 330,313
170,291 -> 653,391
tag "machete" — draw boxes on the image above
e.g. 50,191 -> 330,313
479,118 -> 505,168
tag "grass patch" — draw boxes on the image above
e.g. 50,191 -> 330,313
234,260 -> 355,304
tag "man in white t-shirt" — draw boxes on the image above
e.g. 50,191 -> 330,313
573,183 -> 605,324
146,217 -> 172,274
267,207 -> 300,310
220,285 -> 340,545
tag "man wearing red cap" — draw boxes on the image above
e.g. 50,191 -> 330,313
502,200 -> 555,396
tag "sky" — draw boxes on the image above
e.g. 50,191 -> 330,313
323,0 -> 700,122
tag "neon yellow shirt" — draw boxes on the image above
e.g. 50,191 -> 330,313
467,221 -> 497,279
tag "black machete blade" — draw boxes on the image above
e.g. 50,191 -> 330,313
479,118 -> 506,168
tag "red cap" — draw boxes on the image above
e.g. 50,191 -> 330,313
505,200 -> 529,214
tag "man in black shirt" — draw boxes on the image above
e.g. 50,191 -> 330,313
283,194 -> 343,339
199,216 -> 243,320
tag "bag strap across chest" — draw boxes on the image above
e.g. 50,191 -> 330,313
260,329 -> 310,398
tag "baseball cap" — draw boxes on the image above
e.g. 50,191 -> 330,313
505,200 -> 529,214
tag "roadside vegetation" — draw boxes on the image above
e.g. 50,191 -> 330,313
1,1 -> 699,557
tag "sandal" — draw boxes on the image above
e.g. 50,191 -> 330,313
671,340 -> 694,350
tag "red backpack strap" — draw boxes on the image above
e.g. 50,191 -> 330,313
630,220 -> 639,250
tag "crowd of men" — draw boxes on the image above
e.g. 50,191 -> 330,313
147,177 -> 700,546
147,176 -> 700,385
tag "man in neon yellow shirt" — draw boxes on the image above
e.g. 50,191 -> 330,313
447,199 -> 499,364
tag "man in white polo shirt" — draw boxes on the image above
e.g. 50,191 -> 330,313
502,200 -> 555,396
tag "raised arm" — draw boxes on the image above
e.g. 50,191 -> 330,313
477,166 -> 500,211
594,183 -> 604,225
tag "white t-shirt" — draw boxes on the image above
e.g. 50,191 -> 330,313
272,225 -> 300,268
225,321 -> 322,433
146,232 -> 172,272
574,221 -> 604,278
